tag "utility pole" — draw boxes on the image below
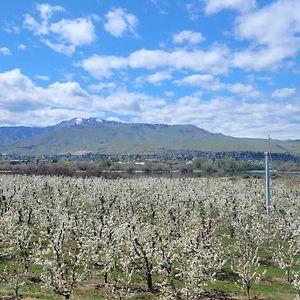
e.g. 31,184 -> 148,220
265,151 -> 271,214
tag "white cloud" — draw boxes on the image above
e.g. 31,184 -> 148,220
0,47 -> 11,56
0,69 -> 164,126
233,48 -> 288,71
173,30 -> 204,45
175,74 -> 222,90
88,82 -> 117,92
147,71 -> 172,84
233,0 -> 300,70
1,70 -> 300,139
23,3 -> 64,35
18,44 -> 27,50
78,47 -> 230,78
98,91 -> 165,115
24,4 -> 96,55
126,47 -> 229,73
134,95 -> 300,139
205,0 -> 256,15
3,22 -> 20,34
24,13 -> 49,35
35,75 -> 50,81
185,2 -> 202,21
0,69 -> 37,111
36,3 -> 64,21
137,71 -> 172,86
164,91 -> 175,97
272,88 -> 296,99
45,81 -> 90,108
99,91 -> 142,114
0,69 -> 169,126
176,74 -> 259,98
226,83 -> 260,98
42,40 -> 75,56
104,8 -> 138,37
50,18 -> 96,46
0,69 -> 92,112
0,108 -> 95,128
78,55 -> 127,78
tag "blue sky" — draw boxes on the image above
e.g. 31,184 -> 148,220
0,0 -> 300,139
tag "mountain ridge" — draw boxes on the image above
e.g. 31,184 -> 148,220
0,118 -> 299,155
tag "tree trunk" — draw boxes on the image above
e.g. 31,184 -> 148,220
146,270 -> 154,292
246,285 -> 251,300
14,287 -> 19,300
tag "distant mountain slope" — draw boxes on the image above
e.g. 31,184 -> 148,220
0,127 -> 52,146
0,118 -> 300,155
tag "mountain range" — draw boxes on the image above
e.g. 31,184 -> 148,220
0,118 -> 300,155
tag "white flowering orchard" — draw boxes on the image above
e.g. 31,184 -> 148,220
0,175 -> 300,299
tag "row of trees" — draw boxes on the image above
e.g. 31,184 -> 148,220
0,175 -> 300,299
0,158 -> 265,177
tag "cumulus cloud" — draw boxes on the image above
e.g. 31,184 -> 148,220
146,71 -> 172,84
205,0 -> 256,15
164,91 -> 175,97
125,47 -> 230,73
24,3 -> 96,55
35,75 -> 50,81
175,74 -> 222,90
18,44 -> 27,50
88,82 -> 117,92
173,30 -> 204,45
78,55 -> 127,78
0,47 -> 11,56
104,8 -> 138,37
0,69 -> 165,126
100,91 -> 141,114
0,69 -> 92,112
23,3 -> 64,35
185,2 -> 202,21
50,18 -> 96,46
0,108 -> 98,128
233,0 -> 300,70
24,13 -> 49,35
226,83 -> 260,98
78,46 -> 230,78
44,81 -> 90,108
42,40 -> 75,56
176,74 -> 259,98
272,88 -> 296,99
3,22 -> 20,34
133,94 -> 300,139
0,70 -> 99,126
36,3 -> 64,21
93,90 -> 166,115
0,69 -> 39,111
136,71 -> 172,86
1,70 -> 300,139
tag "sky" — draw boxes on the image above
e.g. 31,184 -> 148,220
0,0 -> 300,139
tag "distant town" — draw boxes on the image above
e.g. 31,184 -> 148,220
1,150 -> 300,178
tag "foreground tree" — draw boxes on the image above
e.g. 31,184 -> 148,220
37,181 -> 96,299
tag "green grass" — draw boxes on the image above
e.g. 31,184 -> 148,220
0,282 -> 58,300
